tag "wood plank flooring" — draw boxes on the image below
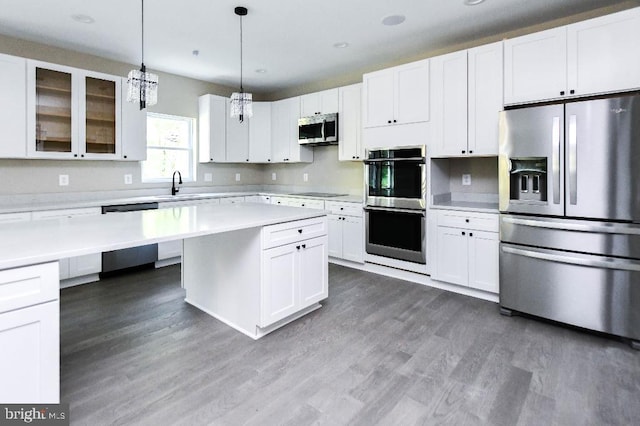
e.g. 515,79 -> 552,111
60,264 -> 640,425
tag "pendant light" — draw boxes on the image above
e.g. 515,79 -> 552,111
229,6 -> 252,123
127,0 -> 158,110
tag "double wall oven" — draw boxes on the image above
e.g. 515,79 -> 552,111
364,146 -> 426,264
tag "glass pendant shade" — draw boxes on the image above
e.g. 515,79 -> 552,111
127,66 -> 158,108
230,91 -> 252,121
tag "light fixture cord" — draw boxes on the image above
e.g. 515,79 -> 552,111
141,0 -> 145,66
239,13 -> 244,94
139,0 -> 145,110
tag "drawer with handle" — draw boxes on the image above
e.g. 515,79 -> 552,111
262,216 -> 328,249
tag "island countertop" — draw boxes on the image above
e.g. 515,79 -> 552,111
0,203 -> 327,270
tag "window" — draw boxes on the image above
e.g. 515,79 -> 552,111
142,113 -> 195,182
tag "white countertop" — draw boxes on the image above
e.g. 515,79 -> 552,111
430,201 -> 499,213
0,191 -> 363,214
0,203 -> 327,270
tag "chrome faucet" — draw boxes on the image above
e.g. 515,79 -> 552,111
171,171 -> 183,195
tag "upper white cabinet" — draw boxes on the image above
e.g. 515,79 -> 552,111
271,96 -> 313,163
199,94 -> 227,163
338,83 -> 363,161
119,77 -> 147,161
363,59 -> 430,128
431,42 -> 502,157
225,100 -> 250,163
249,102 -> 272,162
504,7 -> 640,105
0,54 -> 27,158
27,60 -> 122,160
300,88 -> 339,116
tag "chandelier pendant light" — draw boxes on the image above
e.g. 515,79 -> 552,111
127,0 -> 158,110
230,6 -> 252,123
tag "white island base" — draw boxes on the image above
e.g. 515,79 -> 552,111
182,217 -> 328,340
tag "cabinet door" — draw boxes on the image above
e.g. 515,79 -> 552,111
158,240 -> 182,260
395,59 -> 430,125
319,88 -> 339,114
431,51 -> 467,156
568,8 -> 640,97
261,243 -> 299,326
468,42 -> 502,156
249,102 -> 272,162
342,216 -> 364,263
300,92 -> 321,117
0,54 -> 27,158
435,227 -> 468,286
27,61 -> 79,158
198,94 -> 227,163
0,301 -> 59,403
504,27 -> 567,105
226,104 -> 250,163
338,83 -> 363,161
120,76 -> 147,160
79,71 -> 121,159
467,230 -> 499,293
68,253 -> 102,278
270,98 -> 289,162
363,68 -> 395,128
327,215 -> 343,258
298,236 -> 328,305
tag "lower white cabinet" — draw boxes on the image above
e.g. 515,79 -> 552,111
325,201 -> 364,263
270,196 -> 324,209
433,210 -> 499,293
0,262 -> 60,403
261,235 -> 328,327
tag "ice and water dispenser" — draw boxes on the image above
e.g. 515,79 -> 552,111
509,158 -> 547,202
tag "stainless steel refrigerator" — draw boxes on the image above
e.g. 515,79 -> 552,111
498,94 -> 640,349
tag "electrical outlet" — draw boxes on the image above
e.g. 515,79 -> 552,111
462,174 -> 472,186
124,174 -> 133,185
58,174 -> 69,186
235,173 -> 241,182
303,173 -> 309,182
204,173 -> 213,182
271,172 -> 277,181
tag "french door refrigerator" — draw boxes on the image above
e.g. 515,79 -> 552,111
498,94 -> 640,349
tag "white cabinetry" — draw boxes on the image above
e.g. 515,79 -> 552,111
26,60 -> 122,160
504,7 -> 640,105
226,101 -> 250,163
363,59 -> 430,128
300,88 -> 339,116
433,210 -> 499,293
0,262 -> 59,403
325,201 -> 364,263
271,96 -> 313,163
249,102 -> 272,162
338,83 -> 363,161
270,196 -> 324,209
0,53 -> 27,158
199,94 -> 227,163
32,207 -> 102,284
119,77 -> 147,161
431,42 -> 502,157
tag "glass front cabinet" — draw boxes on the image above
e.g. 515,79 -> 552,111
27,60 -> 122,159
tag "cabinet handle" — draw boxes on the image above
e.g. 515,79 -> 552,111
388,120 -> 392,124
465,219 -> 469,223
123,155 -> 128,159
74,154 -> 78,157
470,232 -> 473,237
469,150 -> 473,154
296,245 -> 301,250
340,207 -> 344,210
298,229 -> 302,233
560,91 -> 565,96
302,244 -> 306,249
301,204 -> 305,207
352,156 -> 355,159
81,154 -> 84,158
210,158 -> 213,161
268,159 -> 271,162
393,119 -> 397,123
461,150 -> 466,154
570,89 -> 575,95
246,159 -> 249,162
462,231 -> 466,236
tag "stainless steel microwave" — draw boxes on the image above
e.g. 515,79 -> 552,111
298,113 -> 338,145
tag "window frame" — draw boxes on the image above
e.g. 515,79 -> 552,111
141,112 -> 196,183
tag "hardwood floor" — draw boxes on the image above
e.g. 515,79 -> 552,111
60,264 -> 640,425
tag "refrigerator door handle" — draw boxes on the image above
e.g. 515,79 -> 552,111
568,114 -> 578,205
552,116 -> 561,204
501,245 -> 640,271
502,216 -> 640,235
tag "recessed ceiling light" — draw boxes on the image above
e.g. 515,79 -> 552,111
192,50 -> 200,56
381,15 -> 406,26
333,42 -> 349,49
255,69 -> 267,74
464,0 -> 485,5
71,14 -> 95,24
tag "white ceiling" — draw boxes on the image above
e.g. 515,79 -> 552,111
0,0 -> 636,94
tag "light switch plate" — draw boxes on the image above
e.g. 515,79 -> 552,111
204,173 -> 213,182
271,172 -> 277,181
59,174 -> 69,186
235,173 -> 241,182
124,174 -> 133,185
462,174 -> 471,186
303,173 -> 309,182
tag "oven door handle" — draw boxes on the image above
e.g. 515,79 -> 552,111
364,206 -> 426,216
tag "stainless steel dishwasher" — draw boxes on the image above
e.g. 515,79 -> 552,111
101,202 -> 159,274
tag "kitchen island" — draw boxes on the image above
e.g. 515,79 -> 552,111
0,203 -> 328,403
